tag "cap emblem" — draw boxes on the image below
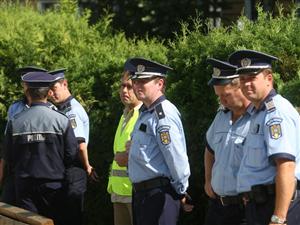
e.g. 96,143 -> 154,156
241,58 -> 251,67
137,64 -> 145,72
213,68 -> 221,77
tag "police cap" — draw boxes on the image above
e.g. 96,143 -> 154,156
48,68 -> 66,81
207,58 -> 238,86
228,50 -> 278,75
127,58 -> 173,79
124,58 -> 136,75
21,71 -> 55,88
17,66 -> 47,76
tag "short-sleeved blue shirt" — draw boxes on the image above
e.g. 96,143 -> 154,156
206,108 -> 251,196
56,96 -> 89,144
128,95 -> 190,195
237,89 -> 300,193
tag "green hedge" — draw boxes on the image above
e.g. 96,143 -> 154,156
1,1 -> 300,225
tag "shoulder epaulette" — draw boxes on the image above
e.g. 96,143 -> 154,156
155,103 -> 165,120
265,98 -> 276,113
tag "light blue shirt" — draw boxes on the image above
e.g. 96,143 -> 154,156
57,96 -> 89,144
206,108 -> 251,196
8,99 -> 56,120
7,99 -> 29,120
128,95 -> 190,195
237,89 -> 300,193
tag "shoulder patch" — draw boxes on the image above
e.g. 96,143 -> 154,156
155,103 -> 165,119
157,125 -> 171,145
69,114 -> 77,129
266,117 -> 283,140
265,99 -> 276,113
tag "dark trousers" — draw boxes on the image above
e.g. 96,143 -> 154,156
15,178 -> 64,225
244,194 -> 300,225
63,192 -> 85,225
132,186 -> 180,225
204,198 -> 246,225
62,167 -> 87,225
1,175 -> 16,205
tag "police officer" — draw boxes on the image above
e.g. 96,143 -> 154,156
48,69 -> 98,225
107,59 -> 142,225
204,58 -> 250,225
3,71 -> 78,224
7,66 -> 49,120
228,50 -> 300,225
127,58 -> 192,225
0,66 -> 54,205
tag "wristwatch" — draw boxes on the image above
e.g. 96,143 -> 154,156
270,215 -> 287,224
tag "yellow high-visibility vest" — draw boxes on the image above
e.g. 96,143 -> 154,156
107,107 -> 139,196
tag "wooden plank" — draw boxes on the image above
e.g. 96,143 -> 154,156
0,202 -> 53,225
0,214 -> 28,224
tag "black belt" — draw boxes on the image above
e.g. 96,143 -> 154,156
240,181 -> 300,204
216,195 -> 242,206
133,177 -> 170,192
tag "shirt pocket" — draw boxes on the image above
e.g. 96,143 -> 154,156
136,131 -> 154,163
245,135 -> 267,168
232,136 -> 245,168
211,133 -> 223,156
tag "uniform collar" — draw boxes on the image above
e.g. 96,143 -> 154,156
140,95 -> 166,112
31,102 -> 49,107
57,95 -> 74,111
247,89 -> 277,115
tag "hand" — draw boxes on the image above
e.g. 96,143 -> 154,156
180,193 -> 194,212
114,152 -> 128,167
87,166 -> 99,182
204,182 -> 216,199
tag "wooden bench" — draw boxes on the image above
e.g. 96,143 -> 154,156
0,202 -> 54,225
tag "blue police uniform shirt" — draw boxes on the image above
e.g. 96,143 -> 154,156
237,89 -> 300,193
206,108 -> 251,196
8,98 -> 57,120
7,98 -> 29,120
57,96 -> 89,144
128,95 -> 190,195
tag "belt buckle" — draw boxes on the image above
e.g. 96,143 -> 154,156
242,194 -> 250,206
220,196 -> 227,206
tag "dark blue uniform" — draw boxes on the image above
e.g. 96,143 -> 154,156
4,102 -> 78,224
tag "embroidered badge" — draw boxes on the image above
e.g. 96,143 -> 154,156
137,64 -> 145,72
266,117 -> 283,139
159,130 -> 171,145
265,99 -> 276,112
269,124 -> 282,139
213,67 -> 221,77
158,125 -> 171,145
241,58 -> 251,67
69,114 -> 77,129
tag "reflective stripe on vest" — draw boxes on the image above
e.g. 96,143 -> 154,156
111,169 -> 128,177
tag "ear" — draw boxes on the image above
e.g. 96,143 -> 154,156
48,89 -> 53,97
62,79 -> 68,88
